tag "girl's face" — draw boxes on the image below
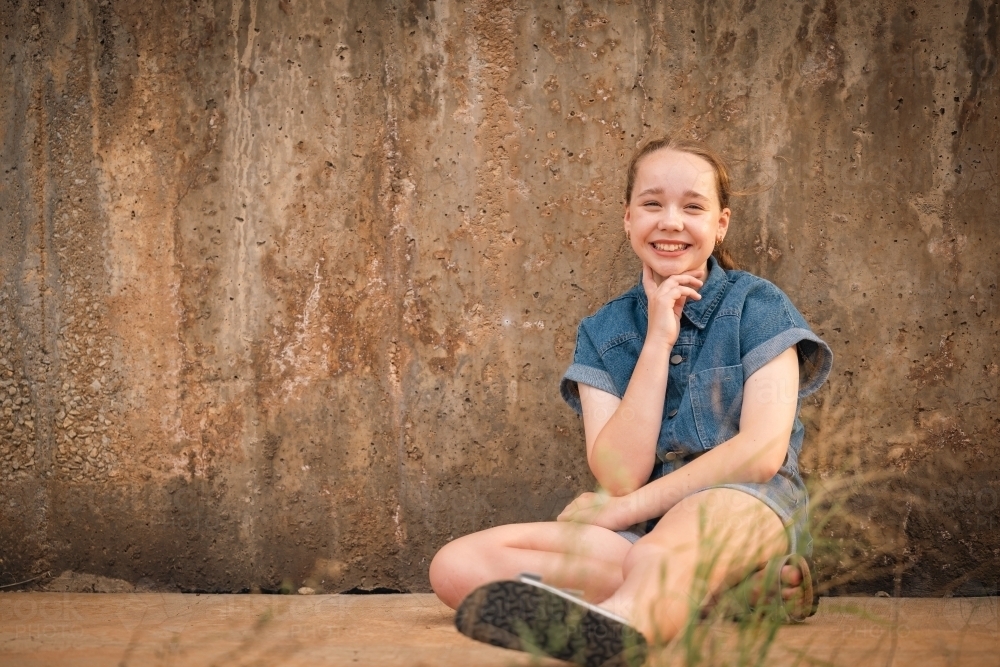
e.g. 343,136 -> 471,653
624,148 -> 731,285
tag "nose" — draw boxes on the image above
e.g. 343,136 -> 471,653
657,204 -> 684,230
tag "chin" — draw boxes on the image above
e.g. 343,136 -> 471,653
646,255 -> 698,272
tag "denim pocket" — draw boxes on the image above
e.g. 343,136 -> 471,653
690,364 -> 743,449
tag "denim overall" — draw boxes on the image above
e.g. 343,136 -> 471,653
560,256 -> 833,555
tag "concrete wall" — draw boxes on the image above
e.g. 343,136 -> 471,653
1,0 -> 996,595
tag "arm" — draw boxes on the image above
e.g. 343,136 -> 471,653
561,346 -> 799,529
579,344 -> 668,496
583,266 -> 704,496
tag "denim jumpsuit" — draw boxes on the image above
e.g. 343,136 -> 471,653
560,257 -> 833,555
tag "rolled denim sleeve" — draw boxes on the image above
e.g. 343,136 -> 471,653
739,281 -> 833,398
560,319 -> 620,414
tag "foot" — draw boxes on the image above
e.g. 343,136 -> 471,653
737,554 -> 816,622
455,575 -> 647,667
745,562 -> 802,603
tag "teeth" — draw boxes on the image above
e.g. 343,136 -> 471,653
653,242 -> 688,252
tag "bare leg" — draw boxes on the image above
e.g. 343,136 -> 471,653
429,521 -> 633,609
599,488 -> 789,641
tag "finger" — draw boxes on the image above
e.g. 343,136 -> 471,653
662,274 -> 704,290
680,267 -> 708,280
657,286 -> 701,304
673,286 -> 702,301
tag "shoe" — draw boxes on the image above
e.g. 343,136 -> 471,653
454,573 -> 648,667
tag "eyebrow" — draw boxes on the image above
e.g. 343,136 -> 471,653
683,190 -> 710,201
635,187 -> 710,201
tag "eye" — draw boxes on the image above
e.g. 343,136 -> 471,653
685,203 -> 706,211
642,200 -> 661,208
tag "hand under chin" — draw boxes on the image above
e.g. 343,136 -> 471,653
650,264 -> 709,287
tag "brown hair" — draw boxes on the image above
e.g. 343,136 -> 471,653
625,137 -> 739,270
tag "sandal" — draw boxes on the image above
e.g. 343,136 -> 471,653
455,573 -> 648,667
728,553 -> 817,623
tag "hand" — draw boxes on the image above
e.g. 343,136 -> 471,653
557,491 -> 633,531
641,264 -> 703,346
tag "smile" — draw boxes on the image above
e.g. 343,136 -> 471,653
651,242 -> 690,252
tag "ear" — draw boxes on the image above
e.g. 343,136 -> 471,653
623,203 -> 631,235
716,207 -> 731,242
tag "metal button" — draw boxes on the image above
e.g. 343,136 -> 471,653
668,409 -> 678,418
670,354 -> 683,365
664,452 -> 678,461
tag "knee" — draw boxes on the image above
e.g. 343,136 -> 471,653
621,539 -> 675,579
428,540 -> 472,609
621,533 -> 712,588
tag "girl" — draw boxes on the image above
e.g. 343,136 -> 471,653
429,137 -> 833,666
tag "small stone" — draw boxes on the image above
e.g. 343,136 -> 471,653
297,587 -> 316,595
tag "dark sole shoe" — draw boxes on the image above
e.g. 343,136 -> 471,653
455,575 -> 648,667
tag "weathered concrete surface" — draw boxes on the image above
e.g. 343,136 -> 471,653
0,0 -> 997,594
0,592 -> 998,667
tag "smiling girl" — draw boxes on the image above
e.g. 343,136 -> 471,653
429,137 -> 833,666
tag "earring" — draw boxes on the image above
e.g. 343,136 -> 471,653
715,236 -> 723,248
625,230 -> 631,241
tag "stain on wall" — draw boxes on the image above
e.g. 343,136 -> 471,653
1,0 -> 997,595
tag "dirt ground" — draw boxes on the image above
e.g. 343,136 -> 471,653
0,592 -> 997,666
